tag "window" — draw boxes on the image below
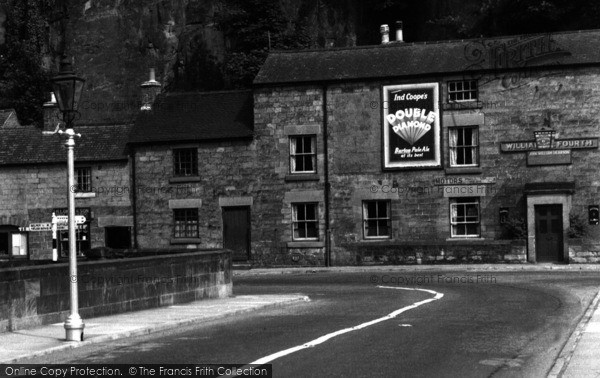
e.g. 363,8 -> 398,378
75,167 -> 91,192
450,198 -> 480,237
363,200 -> 391,238
173,209 -> 199,238
290,136 -> 316,173
292,203 -> 318,240
449,126 -> 479,166
448,80 -> 478,102
0,226 -> 28,258
173,148 -> 198,177
58,224 -> 90,258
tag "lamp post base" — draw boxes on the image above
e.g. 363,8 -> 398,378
64,315 -> 85,342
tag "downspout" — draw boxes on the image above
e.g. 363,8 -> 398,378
130,147 -> 138,249
323,85 -> 331,267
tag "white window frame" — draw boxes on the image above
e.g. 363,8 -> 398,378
449,126 -> 479,167
292,202 -> 318,240
173,208 -> 199,238
450,197 -> 481,238
362,200 -> 391,239
448,80 -> 478,102
75,167 -> 92,192
289,135 -> 316,174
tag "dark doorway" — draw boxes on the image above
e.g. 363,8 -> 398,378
222,206 -> 251,261
105,227 -> 131,249
0,232 -> 9,256
535,204 -> 563,262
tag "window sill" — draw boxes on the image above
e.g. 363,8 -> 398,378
363,237 -> 392,241
75,192 -> 96,198
170,238 -> 202,244
444,167 -> 482,175
287,241 -> 324,248
445,237 -> 485,242
285,174 -> 320,182
169,176 -> 201,184
442,100 -> 482,110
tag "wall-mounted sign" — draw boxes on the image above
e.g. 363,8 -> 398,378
500,130 -> 598,166
527,149 -> 571,166
382,83 -> 441,170
433,177 -> 497,185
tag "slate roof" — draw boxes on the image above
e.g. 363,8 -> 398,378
0,124 -> 133,165
129,90 -> 254,144
254,29 -> 600,85
0,109 -> 19,128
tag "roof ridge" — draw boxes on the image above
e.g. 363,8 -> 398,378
267,28 -> 600,55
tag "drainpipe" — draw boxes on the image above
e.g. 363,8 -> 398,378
130,148 -> 138,249
323,85 -> 331,267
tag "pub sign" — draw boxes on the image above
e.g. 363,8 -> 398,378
382,83 -> 441,169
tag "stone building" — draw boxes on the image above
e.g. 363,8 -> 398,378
0,99 -> 133,261
251,28 -> 600,265
129,90 -> 255,260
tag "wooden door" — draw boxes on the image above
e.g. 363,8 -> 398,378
535,204 -> 563,262
222,206 -> 251,261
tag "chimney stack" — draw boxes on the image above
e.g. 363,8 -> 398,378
43,92 -> 60,131
140,68 -> 161,111
395,21 -> 404,42
380,24 -> 390,44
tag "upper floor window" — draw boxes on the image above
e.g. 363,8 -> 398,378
292,203 -> 318,240
448,80 -> 478,102
450,197 -> 480,238
173,148 -> 198,177
75,167 -> 92,192
173,208 -> 199,238
290,136 -> 316,173
363,200 -> 391,239
449,126 -> 479,166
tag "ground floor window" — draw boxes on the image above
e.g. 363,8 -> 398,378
105,226 -> 131,249
0,226 -> 28,258
59,223 -> 91,257
450,197 -> 480,237
292,203 -> 318,240
173,209 -> 199,238
363,200 -> 391,238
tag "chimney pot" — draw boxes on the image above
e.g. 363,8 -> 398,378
395,21 -> 404,42
380,24 -> 390,44
141,68 -> 162,111
43,92 -> 60,131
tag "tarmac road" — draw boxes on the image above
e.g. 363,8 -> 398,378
19,270 -> 600,378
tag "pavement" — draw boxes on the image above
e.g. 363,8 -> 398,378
0,264 -> 598,378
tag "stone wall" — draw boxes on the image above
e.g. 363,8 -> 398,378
253,65 -> 600,265
0,161 -> 131,260
0,249 -> 231,333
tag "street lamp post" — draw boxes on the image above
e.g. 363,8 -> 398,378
50,57 -> 85,342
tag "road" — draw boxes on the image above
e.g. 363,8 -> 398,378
18,270 -> 600,377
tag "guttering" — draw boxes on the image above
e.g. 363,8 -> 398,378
323,84 -> 331,267
129,146 -> 138,249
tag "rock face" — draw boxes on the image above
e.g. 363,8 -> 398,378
48,0 -> 362,124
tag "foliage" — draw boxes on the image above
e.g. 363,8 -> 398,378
568,213 -> 586,238
429,0 -> 600,39
501,215 -> 527,240
214,0 -> 314,88
0,0 -> 52,126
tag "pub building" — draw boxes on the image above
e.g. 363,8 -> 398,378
248,26 -> 600,265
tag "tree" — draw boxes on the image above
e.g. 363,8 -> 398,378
0,0 -> 52,126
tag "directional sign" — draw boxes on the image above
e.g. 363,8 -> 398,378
55,215 -> 86,224
26,223 -> 69,232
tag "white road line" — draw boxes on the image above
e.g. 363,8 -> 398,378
248,286 -> 444,366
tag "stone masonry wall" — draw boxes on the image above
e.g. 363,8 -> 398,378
0,161 -> 131,260
253,65 -> 600,265
0,250 -> 231,333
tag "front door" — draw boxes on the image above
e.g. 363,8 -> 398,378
105,227 -> 131,249
535,204 -> 563,262
222,206 -> 251,261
